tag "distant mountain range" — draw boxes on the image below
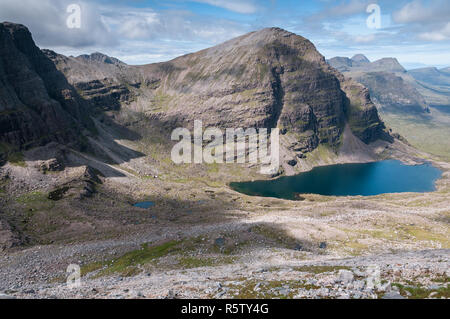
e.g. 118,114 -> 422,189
328,55 -> 450,113
408,67 -> 450,107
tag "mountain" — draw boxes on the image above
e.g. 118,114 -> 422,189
0,22 -> 95,163
0,23 -> 394,174
352,72 -> 429,113
3,23 -> 443,294
351,54 -> 370,63
366,58 -> 406,73
409,67 -> 450,86
326,54 -> 370,72
49,28 -> 391,155
328,55 -> 429,113
408,67 -> 450,106
327,55 -> 406,74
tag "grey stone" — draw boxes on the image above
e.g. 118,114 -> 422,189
382,292 -> 406,299
278,288 -> 290,296
339,269 -> 354,284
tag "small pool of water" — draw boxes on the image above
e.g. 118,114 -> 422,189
134,201 -> 155,209
230,160 -> 442,200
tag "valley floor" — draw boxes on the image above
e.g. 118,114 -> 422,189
0,152 -> 449,299
0,114 -> 449,299
380,106 -> 450,162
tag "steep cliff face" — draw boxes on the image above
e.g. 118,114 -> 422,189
0,22 -> 94,158
47,28 -> 391,157
0,23 -> 392,167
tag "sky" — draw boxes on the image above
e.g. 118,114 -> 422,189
0,0 -> 449,69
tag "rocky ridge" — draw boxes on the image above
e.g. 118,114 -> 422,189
328,54 -> 429,113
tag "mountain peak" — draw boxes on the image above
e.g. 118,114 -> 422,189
252,27 -> 308,41
0,21 -> 28,32
351,54 -> 370,63
0,22 -> 35,49
256,27 -> 292,35
370,57 -> 406,73
214,27 -> 308,49
76,52 -> 125,65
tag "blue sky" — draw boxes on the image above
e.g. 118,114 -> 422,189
1,0 -> 449,68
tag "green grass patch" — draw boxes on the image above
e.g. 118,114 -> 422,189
225,279 -> 321,299
8,151 -> 26,167
177,256 -> 236,269
380,111 -> 450,161
82,241 -> 181,278
293,265 -> 352,274
392,283 -> 450,299
400,225 -> 450,247
150,91 -> 174,113
431,275 -> 450,283
16,191 -> 54,211
0,141 -> 11,154
306,144 -> 336,165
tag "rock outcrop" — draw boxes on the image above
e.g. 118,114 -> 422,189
0,22 -> 95,156
47,166 -> 103,201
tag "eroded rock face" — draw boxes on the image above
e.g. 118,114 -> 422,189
47,27 -> 392,154
47,166 -> 104,201
36,158 -> 65,173
0,22 -> 94,154
340,80 -> 393,144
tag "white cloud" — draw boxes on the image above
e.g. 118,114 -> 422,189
353,34 -> 376,43
325,0 -> 369,16
392,0 -> 450,24
192,0 -> 259,14
1,0 -> 449,66
101,6 -> 246,43
392,0 -> 433,23
0,0 -> 249,64
391,1 -> 450,43
419,22 -> 450,41
0,0 -> 116,48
